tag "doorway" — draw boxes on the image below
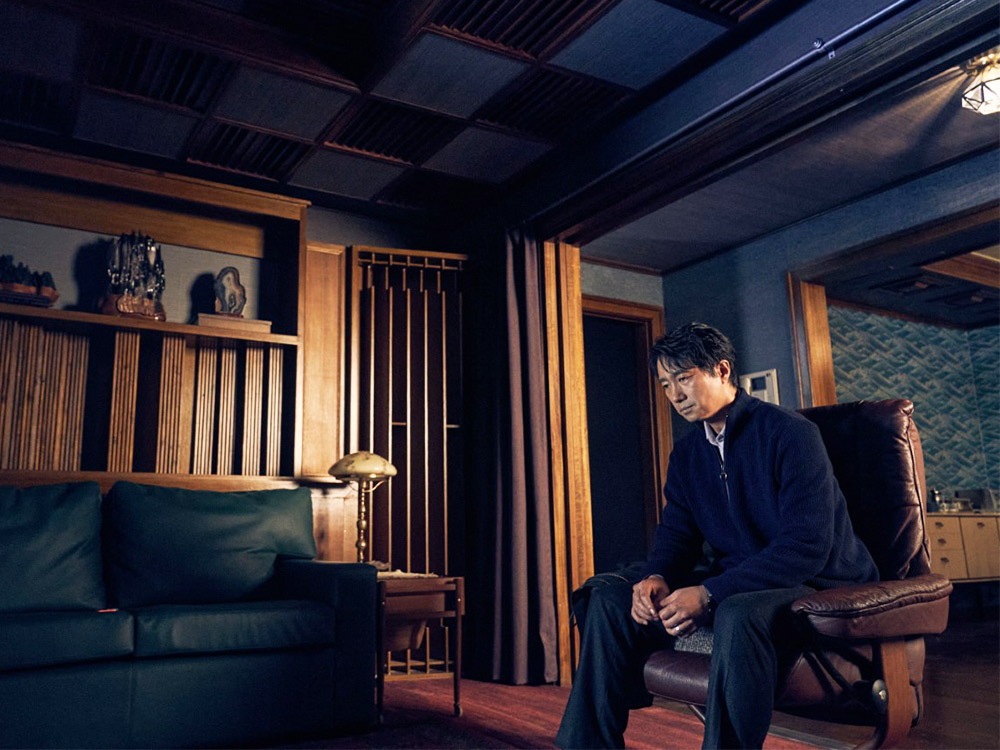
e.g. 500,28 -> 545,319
582,297 -> 671,574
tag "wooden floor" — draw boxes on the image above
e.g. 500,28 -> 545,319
285,598 -> 997,750
767,612 -> 1000,749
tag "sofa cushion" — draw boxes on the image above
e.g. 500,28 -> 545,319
132,600 -> 336,657
0,482 -> 106,613
104,482 -> 316,608
0,610 -> 133,671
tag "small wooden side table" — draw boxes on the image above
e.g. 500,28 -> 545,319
376,574 -> 464,723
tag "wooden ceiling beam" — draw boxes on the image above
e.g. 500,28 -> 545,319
518,0 -> 998,245
923,252 -> 1000,289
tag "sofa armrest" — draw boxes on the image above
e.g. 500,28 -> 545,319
273,559 -> 377,646
272,559 -> 377,726
790,574 -> 952,639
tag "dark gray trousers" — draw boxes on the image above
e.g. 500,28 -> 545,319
554,582 -> 812,749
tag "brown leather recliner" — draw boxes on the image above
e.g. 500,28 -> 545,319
643,399 -> 953,749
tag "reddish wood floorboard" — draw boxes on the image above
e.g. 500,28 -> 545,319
290,678 -> 818,749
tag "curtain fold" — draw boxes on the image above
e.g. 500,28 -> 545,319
465,226 -> 558,685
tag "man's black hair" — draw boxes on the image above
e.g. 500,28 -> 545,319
648,322 -> 738,386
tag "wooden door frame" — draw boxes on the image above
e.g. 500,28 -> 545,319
787,274 -> 837,408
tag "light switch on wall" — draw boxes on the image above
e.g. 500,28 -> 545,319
740,369 -> 779,405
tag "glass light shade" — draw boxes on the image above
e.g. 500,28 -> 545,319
961,62 -> 1000,115
328,451 -> 397,480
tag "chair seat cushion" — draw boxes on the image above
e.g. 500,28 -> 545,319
644,649 -> 711,706
0,610 -> 134,671
0,482 -> 106,613
133,600 -> 336,657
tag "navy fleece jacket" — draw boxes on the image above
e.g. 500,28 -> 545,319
641,390 -> 878,601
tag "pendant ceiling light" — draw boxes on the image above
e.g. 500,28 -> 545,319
961,51 -> 1000,115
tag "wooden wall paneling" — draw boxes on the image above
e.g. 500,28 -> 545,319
242,344 -> 264,475
0,141 -> 309,221
427,271 -> 446,577
411,268 -> 428,575
0,182 -> 266,258
14,324 -> 43,470
788,274 -> 837,408
371,264 -> 392,565
64,334 -> 89,471
34,331 -> 58,470
192,342 -> 217,474
216,344 -> 237,474
40,330 -> 75,471
265,346 -> 283,476
107,330 -> 140,473
545,241 -> 595,686
48,332 -> 71,471
559,244 -> 594,605
300,243 -> 346,476
543,242 -> 573,686
292,206 -> 307,478
156,334 -> 186,473
444,272 -> 463,577
390,266 -> 409,570
0,318 -> 17,468
307,482 -> 356,561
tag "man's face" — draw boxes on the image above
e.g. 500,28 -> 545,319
656,359 -> 734,424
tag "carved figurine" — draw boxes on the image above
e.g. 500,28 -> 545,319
102,232 -> 166,320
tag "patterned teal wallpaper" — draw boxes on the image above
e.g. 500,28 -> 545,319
828,305 -> 998,493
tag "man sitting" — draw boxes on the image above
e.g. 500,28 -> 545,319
556,322 -> 878,749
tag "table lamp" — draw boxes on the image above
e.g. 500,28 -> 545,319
328,451 -> 397,563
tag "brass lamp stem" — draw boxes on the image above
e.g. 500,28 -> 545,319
356,479 -> 370,563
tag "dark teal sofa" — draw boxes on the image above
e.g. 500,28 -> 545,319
0,481 -> 376,748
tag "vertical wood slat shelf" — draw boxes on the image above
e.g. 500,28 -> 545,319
0,302 -> 298,482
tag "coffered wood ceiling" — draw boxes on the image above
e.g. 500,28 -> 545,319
0,0 -> 793,217
0,0 -> 997,327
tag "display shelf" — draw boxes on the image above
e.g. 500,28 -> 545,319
0,303 -> 298,346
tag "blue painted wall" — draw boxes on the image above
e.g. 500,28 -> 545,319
829,305 -> 998,493
659,151 -> 999,443
580,261 -> 664,307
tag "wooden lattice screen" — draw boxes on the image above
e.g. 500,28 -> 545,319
348,246 -> 465,679
349,247 -> 465,573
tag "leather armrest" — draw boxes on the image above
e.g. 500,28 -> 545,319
791,574 -> 952,639
272,559 -> 377,647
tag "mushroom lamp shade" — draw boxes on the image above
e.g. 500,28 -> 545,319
328,451 -> 397,482
328,452 -> 397,562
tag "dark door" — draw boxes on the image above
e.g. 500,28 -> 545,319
582,301 -> 669,574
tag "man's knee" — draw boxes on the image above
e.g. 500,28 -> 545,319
587,582 -> 633,620
712,588 -> 805,645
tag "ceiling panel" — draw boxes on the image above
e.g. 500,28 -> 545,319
88,29 -> 232,113
550,0 -> 725,89
189,121 -> 310,180
422,127 -> 550,183
0,71 -> 73,134
214,67 -> 352,140
288,149 -> 406,198
74,92 -> 198,158
370,33 -> 529,118
0,2 -> 80,82
476,67 -> 630,140
431,0 -> 614,57
326,99 -> 466,165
